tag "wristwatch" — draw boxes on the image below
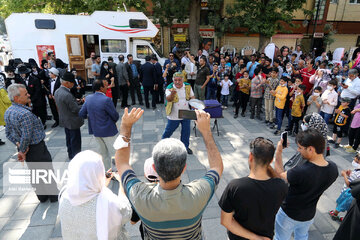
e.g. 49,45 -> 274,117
113,135 -> 131,150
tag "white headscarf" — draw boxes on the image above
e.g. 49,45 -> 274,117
60,150 -> 131,240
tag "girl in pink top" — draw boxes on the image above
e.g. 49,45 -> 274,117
344,103 -> 360,152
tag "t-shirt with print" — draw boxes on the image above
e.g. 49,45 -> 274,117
165,83 -> 194,120
334,106 -> 351,126
208,70 -> 219,90
291,94 -> 305,117
220,80 -> 233,95
282,160 -> 338,221
218,177 -> 288,240
122,169 -> 220,240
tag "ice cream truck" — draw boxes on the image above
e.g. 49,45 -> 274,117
5,11 -> 165,80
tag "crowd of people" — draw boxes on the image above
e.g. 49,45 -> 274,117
0,45 -> 360,240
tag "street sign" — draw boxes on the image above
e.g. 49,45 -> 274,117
313,32 -> 324,38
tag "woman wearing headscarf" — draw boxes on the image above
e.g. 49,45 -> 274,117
0,75 -> 11,145
100,61 -> 118,101
59,150 -> 132,240
284,112 -> 329,170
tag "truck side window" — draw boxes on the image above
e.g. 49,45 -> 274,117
136,45 -> 153,59
129,19 -> 147,29
35,19 -> 56,29
101,39 -> 126,53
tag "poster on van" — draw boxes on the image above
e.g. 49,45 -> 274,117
36,45 -> 55,66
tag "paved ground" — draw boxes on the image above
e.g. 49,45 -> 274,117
0,101 -> 355,240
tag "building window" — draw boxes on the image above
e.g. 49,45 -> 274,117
35,19 -> 56,29
136,45 -> 153,59
100,39 -> 126,53
350,0 -> 360,3
330,0 -> 338,3
314,0 -> 327,20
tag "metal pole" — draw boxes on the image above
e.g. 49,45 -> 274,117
310,0 -> 322,51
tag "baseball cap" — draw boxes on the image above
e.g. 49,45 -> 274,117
144,158 -> 158,182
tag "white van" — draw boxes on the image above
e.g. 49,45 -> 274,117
5,11 -> 165,80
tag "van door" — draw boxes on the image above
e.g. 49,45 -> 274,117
65,35 -> 86,80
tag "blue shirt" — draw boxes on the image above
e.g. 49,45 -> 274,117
246,61 -> 259,79
4,103 -> 45,152
130,64 -> 139,78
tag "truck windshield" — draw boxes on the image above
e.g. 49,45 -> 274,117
150,43 -> 164,58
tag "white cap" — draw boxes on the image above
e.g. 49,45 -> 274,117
49,67 -> 59,76
144,158 -> 158,182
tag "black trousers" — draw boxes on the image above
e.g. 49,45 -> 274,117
349,127 -> 360,150
32,104 -> 47,125
143,86 -> 157,108
120,84 -> 129,107
65,128 -> 81,159
129,77 -> 143,104
48,97 -> 59,123
234,91 -> 249,115
289,116 -> 302,134
26,141 -> 59,201
156,83 -> 164,104
250,97 -> 262,117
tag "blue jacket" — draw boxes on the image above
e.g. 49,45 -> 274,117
79,92 -> 119,137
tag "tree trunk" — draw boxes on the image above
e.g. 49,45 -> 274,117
258,34 -> 271,53
189,0 -> 201,54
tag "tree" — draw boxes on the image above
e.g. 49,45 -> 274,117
150,0 -> 221,54
210,0 -> 308,51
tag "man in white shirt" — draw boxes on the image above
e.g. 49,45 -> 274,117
185,54 -> 197,89
181,48 -> 191,66
162,72 -> 195,154
340,69 -> 360,109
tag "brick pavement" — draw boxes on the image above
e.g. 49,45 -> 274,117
0,103 -> 355,240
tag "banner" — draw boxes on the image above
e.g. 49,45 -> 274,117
36,45 -> 55,65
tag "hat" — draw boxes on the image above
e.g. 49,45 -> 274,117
49,67 -> 59,76
328,61 -> 334,66
61,71 -> 76,83
17,65 -> 31,74
144,158 -> 158,182
173,72 -> 184,79
341,97 -> 351,103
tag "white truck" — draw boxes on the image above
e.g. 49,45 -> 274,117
5,11 -> 165,79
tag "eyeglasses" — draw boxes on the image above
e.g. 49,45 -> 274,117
250,137 -> 274,153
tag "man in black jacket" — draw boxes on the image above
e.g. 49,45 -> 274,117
151,55 -> 164,104
125,54 -> 143,105
46,67 -> 61,128
140,56 -> 158,109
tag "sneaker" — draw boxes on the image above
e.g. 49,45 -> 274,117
224,106 -> 228,109
328,139 -> 335,144
264,120 -> 269,124
274,130 -> 280,135
346,147 -> 357,153
234,114 -> 238,119
334,143 -> 340,149
0,139 -> 5,146
343,145 -> 353,149
241,112 -> 245,117
329,210 -> 341,221
221,106 -> 226,109
270,124 -> 276,129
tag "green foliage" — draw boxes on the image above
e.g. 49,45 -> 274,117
0,0 -> 147,18
209,0 -> 307,38
323,23 -> 337,48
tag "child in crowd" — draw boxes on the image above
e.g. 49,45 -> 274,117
271,77 -> 288,135
287,84 -> 306,136
234,71 -> 251,118
320,80 -> 338,124
329,153 -> 360,221
206,63 -> 220,100
264,68 -> 279,125
306,86 -> 322,114
329,97 -> 352,148
344,102 -> 360,153
220,75 -> 233,109
287,76 -> 303,127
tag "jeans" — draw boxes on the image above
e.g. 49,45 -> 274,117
221,95 -> 229,106
65,128 -> 81,160
276,107 -> 284,130
274,208 -> 314,240
194,84 -> 206,100
289,116 -> 302,134
162,119 -> 191,149
206,87 -> 217,100
320,111 -> 332,124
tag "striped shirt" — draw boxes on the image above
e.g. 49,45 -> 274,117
250,76 -> 264,98
122,169 -> 220,240
4,103 -> 45,152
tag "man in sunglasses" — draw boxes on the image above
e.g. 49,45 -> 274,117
163,52 -> 180,71
218,137 -> 288,240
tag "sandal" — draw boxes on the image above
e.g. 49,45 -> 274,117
329,210 -> 341,221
